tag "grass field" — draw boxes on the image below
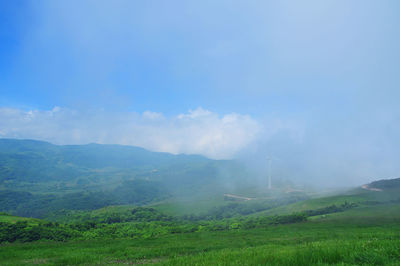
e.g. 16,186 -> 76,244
1,223 -> 399,265
1,202 -> 400,265
1,182 -> 400,265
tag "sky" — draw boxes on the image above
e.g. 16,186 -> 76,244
1,0 -> 400,186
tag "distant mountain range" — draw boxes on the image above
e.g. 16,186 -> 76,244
0,138 -> 242,217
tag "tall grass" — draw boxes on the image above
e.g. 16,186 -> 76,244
1,220 -> 399,265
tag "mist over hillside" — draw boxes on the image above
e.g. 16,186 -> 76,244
0,138 -> 263,217
3,137 -> 394,222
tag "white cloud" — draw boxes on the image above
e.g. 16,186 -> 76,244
0,107 -> 261,159
142,111 -> 163,120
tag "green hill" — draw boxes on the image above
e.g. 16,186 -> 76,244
0,138 -> 212,184
0,138 -> 248,218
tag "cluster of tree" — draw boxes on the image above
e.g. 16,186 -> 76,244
0,221 -> 78,242
0,211 -> 308,243
302,202 -> 357,217
46,207 -> 176,224
83,207 -> 175,224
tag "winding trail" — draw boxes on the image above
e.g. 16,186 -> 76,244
223,194 -> 275,201
223,194 -> 254,201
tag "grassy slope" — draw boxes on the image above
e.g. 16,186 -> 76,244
253,187 -> 400,217
1,205 -> 399,265
43,185 -> 400,222
1,189 -> 400,265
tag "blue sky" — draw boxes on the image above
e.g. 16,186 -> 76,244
2,0 -> 398,115
1,1 -> 400,186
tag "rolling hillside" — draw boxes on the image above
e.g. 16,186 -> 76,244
0,178 -> 399,265
249,178 -> 400,217
0,139 -> 247,218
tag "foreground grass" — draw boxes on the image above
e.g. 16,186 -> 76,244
165,238 -> 400,266
1,218 -> 399,265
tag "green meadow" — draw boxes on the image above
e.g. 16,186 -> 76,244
1,189 -> 400,265
1,212 -> 399,265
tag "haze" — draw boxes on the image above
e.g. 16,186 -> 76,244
1,0 -> 399,187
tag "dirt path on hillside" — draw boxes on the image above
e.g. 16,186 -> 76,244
223,194 -> 254,201
223,194 -> 275,201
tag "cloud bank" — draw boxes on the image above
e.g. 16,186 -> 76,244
0,107 -> 261,159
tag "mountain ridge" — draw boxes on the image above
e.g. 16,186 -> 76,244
0,138 -> 241,218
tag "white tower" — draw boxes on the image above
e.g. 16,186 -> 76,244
267,157 -> 272,189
